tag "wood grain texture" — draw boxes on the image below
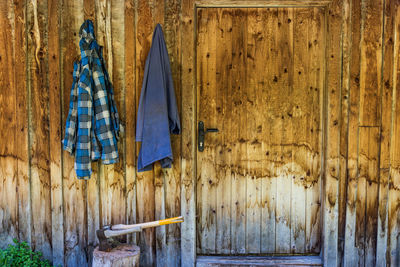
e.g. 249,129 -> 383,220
343,0 -> 362,266
196,255 -> 323,266
180,0 -> 196,265
164,1 -> 182,265
27,0 -> 53,261
0,0 -> 18,249
60,0 -> 88,266
1,1 -> 400,266
110,0 -> 126,228
260,8 -> 276,254
358,0 -> 384,127
48,0 -> 64,265
195,0 -> 332,8
358,1 -> 384,265
322,0 -> 342,265
388,3 -> 400,266
196,7 -> 324,255
135,0 -> 156,265
14,0 -> 31,247
96,0 -> 113,231
376,0 -> 396,265
125,0 -> 137,245
337,0 -> 351,262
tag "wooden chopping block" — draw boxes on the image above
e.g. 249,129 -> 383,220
93,244 -> 140,267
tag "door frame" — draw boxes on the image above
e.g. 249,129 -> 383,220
180,1 -> 342,266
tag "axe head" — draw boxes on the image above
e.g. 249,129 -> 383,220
96,225 -> 122,252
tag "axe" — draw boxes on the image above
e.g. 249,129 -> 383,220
96,216 -> 184,251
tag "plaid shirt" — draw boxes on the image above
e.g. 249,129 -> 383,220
63,20 -> 120,179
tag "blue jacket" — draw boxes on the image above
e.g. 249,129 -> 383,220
136,24 -> 181,172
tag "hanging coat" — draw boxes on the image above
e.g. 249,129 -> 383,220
63,20 -> 120,179
136,24 -> 181,172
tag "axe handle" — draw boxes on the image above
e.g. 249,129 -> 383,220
111,216 -> 184,230
103,226 -> 142,238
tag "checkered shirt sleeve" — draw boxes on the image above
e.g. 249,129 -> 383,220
62,61 -> 80,154
91,47 -> 119,164
99,47 -> 120,140
74,54 -> 93,179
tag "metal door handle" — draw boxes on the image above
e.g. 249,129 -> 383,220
198,121 -> 219,152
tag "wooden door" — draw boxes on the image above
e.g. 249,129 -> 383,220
196,7 -> 326,255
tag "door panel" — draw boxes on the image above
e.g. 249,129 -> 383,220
196,7 -> 325,255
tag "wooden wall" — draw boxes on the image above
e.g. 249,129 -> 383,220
0,0 -> 399,267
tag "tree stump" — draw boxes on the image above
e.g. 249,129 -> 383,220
93,244 -> 140,267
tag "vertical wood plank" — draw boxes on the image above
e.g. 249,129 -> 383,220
364,127 -> 380,266
164,0 -> 182,265
359,0 -> 384,127
197,7 -> 218,255
356,127 -> 380,266
136,0 -> 156,265
388,4 -> 400,265
274,8 -> 293,254
306,7 -> 324,254
48,0 -> 64,265
356,1 -> 384,265
14,0 -> 31,247
344,0 -> 362,265
61,0 -> 87,265
291,8 -> 308,254
27,0 -> 53,261
110,0 -> 126,228
323,0 -> 343,265
215,8 -> 232,255
260,8 -> 277,254
245,8 -> 262,254
96,0 -> 113,229
125,0 -> 137,244
155,164 -> 166,265
0,0 -> 18,249
338,0 -> 351,262
180,0 -> 196,264
230,8 -> 247,254
376,0 -> 395,265
196,6 -> 205,256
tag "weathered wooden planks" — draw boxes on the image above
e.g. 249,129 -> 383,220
215,8 -> 233,255
322,0 -> 343,265
1,1 -> 400,267
245,8 -> 262,254
14,0 -> 31,248
260,8 -> 277,254
164,1 -> 182,265
358,1 -> 384,266
0,0 -> 18,249
27,0 -> 52,261
125,0 -> 137,245
48,0 -> 64,265
229,8 -> 247,255
338,0 -> 351,263
343,0 -> 362,265
376,0 -> 396,266
135,0 -> 156,265
60,0 -> 87,266
196,7 -> 325,256
388,3 -> 400,266
180,0 -> 196,264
